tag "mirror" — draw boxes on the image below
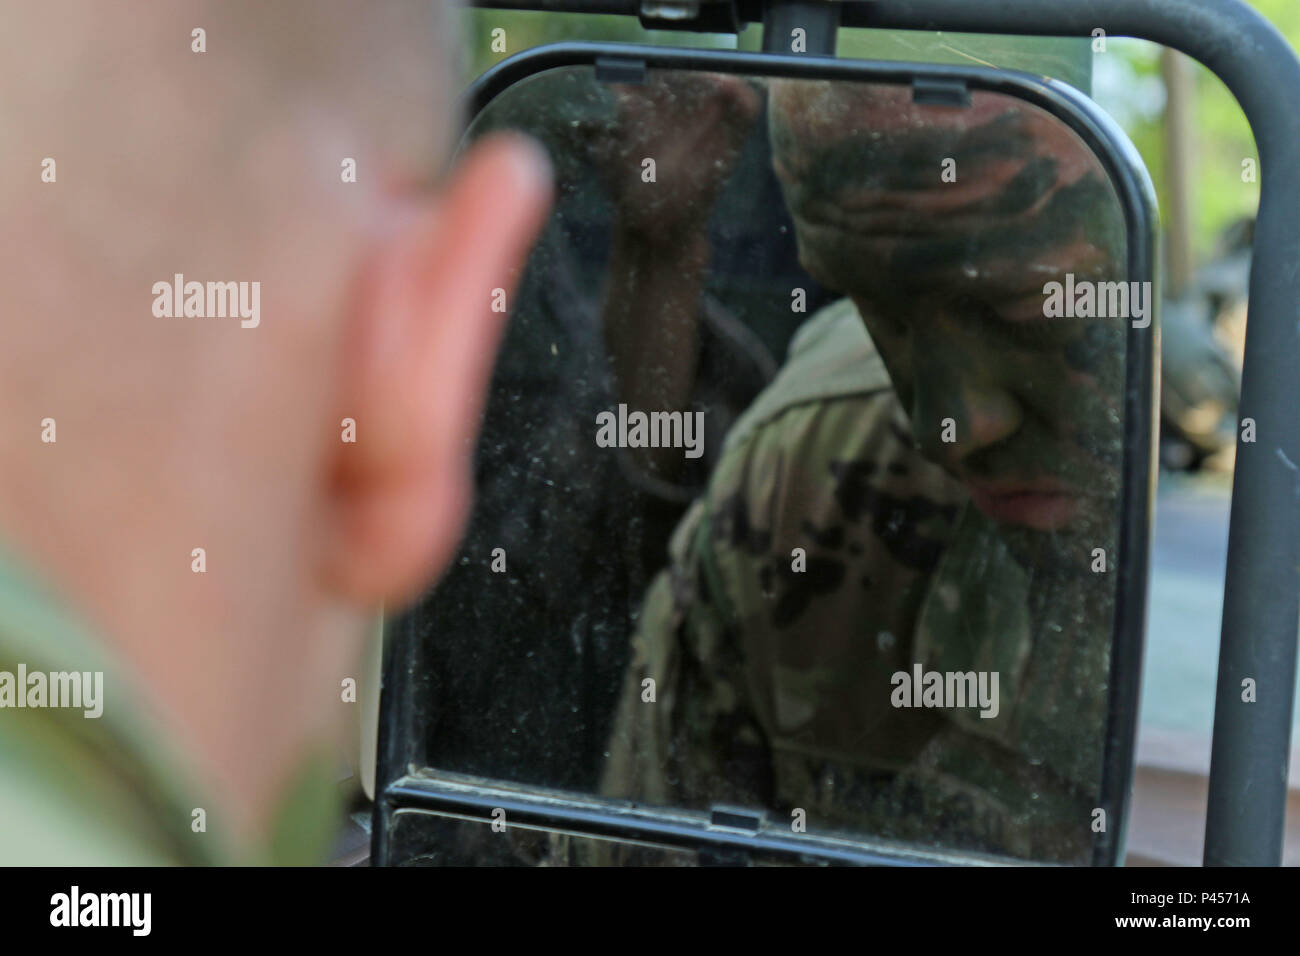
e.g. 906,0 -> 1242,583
377,49 -> 1154,866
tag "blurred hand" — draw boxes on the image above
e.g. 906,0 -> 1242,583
587,73 -> 761,244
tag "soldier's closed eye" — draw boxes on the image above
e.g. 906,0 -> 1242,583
954,293 -> 1070,343
952,293 -> 1018,326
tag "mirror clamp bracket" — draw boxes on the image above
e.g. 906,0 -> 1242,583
912,77 -> 971,107
594,55 -> 648,83
637,0 -> 746,33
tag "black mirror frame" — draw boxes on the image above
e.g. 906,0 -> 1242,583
373,41 -> 1159,867
456,0 -> 1300,869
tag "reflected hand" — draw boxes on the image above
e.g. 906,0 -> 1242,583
587,73 -> 762,244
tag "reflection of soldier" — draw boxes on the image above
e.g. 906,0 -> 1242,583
599,81 -> 1130,863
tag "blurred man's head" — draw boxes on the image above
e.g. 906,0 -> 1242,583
0,1 -> 550,851
769,80 -> 1127,538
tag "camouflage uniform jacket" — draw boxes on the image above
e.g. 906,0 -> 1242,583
599,298 -> 1108,862
0,542 -> 340,865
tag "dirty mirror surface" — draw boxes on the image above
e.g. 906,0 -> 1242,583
397,63 -> 1133,865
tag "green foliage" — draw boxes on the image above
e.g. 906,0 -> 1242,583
459,2 -> 1300,263
461,9 -> 743,83
1069,0 -> 1295,260
835,30 -> 1091,92
1100,37 -> 1257,262
1184,0 -> 1296,254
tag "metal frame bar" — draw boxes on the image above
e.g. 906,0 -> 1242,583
760,0 -> 839,54
380,770 -> 1010,866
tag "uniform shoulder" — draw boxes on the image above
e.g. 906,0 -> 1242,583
722,297 -> 892,454
0,543 -> 226,865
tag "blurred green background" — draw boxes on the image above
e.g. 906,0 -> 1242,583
460,0 -> 1297,264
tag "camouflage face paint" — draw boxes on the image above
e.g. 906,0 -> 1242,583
769,80 -> 1128,542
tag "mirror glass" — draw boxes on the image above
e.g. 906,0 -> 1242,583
396,62 -> 1137,864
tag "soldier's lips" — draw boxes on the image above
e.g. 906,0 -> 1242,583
965,481 -> 1081,531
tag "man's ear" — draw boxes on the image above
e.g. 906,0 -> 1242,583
322,133 -> 552,607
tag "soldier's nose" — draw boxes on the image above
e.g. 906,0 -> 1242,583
913,378 -> 1023,470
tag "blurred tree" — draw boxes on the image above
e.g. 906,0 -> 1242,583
1096,1 -> 1297,262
